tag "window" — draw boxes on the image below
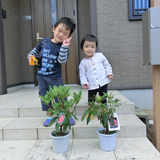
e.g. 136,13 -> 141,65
129,0 -> 150,20
51,0 -> 57,26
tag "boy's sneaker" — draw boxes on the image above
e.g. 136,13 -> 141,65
69,118 -> 75,126
43,117 -> 52,127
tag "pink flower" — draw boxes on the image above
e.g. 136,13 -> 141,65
109,119 -> 118,127
58,115 -> 65,123
114,119 -> 118,126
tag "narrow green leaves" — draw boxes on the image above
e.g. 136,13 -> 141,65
38,85 -> 82,135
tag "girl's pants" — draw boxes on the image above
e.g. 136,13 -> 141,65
88,84 -> 108,104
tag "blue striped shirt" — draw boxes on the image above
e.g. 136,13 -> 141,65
28,38 -> 69,76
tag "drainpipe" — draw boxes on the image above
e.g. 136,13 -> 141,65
89,0 -> 97,37
0,0 -> 7,94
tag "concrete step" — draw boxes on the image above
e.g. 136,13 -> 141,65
73,114 -> 146,139
76,104 -> 135,116
0,114 -> 146,141
0,87 -> 41,118
0,86 -> 158,159
0,138 -> 159,160
0,87 -> 135,118
76,88 -> 135,115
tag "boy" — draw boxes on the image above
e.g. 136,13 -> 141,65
28,17 -> 76,127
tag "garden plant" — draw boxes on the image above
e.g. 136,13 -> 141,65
39,85 -> 82,136
81,92 -> 122,134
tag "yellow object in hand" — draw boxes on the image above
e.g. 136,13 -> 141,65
86,114 -> 94,120
29,56 -> 38,66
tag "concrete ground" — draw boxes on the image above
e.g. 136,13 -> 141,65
0,85 -> 160,160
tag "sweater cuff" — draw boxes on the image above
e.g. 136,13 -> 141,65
61,45 -> 69,48
106,73 -> 114,76
82,82 -> 89,87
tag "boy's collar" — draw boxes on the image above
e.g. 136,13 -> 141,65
50,38 -> 62,44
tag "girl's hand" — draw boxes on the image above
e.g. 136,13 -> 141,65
83,84 -> 89,89
63,37 -> 72,46
107,75 -> 114,80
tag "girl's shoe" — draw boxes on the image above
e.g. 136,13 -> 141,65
43,117 -> 52,127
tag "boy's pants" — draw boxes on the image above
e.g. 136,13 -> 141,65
36,74 -> 64,111
88,84 -> 108,104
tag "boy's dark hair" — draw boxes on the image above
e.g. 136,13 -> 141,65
80,34 -> 98,49
54,17 -> 76,36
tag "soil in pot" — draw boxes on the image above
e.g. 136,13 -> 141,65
51,130 -> 69,137
99,129 -> 117,135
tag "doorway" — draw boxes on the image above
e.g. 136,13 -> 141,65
31,0 -> 79,85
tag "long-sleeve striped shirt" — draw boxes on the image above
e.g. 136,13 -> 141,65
27,38 -> 69,76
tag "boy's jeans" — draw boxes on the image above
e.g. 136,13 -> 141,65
36,74 -> 64,111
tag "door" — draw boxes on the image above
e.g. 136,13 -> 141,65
56,0 -> 79,84
31,0 -> 78,85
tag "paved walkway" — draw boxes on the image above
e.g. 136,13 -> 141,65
0,85 -> 160,160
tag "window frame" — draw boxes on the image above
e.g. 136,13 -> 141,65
128,0 -> 151,20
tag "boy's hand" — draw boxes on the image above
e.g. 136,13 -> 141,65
63,37 -> 72,46
83,84 -> 89,89
107,75 -> 114,80
28,55 -> 35,65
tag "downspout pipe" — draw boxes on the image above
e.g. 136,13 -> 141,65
0,0 -> 7,94
89,0 -> 97,37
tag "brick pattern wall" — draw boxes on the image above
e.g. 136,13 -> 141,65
2,0 -> 34,86
19,0 -> 34,83
77,0 -> 90,61
96,0 -> 152,88
2,0 -> 22,86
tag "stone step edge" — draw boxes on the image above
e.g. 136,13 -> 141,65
0,104 -> 135,118
0,114 -> 146,140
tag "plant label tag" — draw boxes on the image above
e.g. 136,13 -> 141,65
108,113 -> 120,131
57,111 -> 66,125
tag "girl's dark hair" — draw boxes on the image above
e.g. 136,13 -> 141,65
80,34 -> 98,49
54,17 -> 76,36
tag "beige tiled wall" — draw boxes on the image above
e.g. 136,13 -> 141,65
19,0 -> 34,83
2,0 -> 34,86
96,0 -> 152,88
77,0 -> 90,61
2,0 -> 22,86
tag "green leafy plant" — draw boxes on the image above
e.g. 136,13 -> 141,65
39,85 -> 82,135
81,92 -> 122,134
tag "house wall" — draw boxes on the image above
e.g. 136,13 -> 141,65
119,89 -> 153,109
2,0 -> 34,87
77,0 -> 90,61
19,0 -> 34,83
96,0 -> 152,89
2,0 -> 91,88
2,0 -> 22,86
1,0 -> 153,89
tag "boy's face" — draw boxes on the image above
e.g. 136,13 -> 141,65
52,23 -> 70,43
82,40 -> 97,59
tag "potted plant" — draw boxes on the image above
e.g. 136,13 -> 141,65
81,92 -> 121,151
39,85 -> 82,154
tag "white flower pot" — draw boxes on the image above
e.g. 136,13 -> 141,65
97,127 -> 116,151
50,130 -> 71,154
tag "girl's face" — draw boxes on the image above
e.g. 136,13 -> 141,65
52,23 -> 70,43
82,40 -> 97,59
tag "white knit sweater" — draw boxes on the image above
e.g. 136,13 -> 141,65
79,52 -> 113,90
